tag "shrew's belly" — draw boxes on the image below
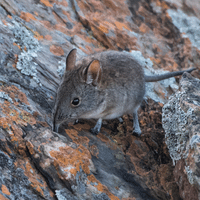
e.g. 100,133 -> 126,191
100,104 -> 134,119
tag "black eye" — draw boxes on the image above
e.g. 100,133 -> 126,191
71,98 -> 80,106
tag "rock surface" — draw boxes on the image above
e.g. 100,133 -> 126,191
0,0 -> 199,199
162,73 -> 200,200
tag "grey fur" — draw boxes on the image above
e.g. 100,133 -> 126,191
52,49 -> 195,135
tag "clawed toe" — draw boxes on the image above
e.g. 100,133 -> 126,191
90,127 -> 100,135
132,129 -> 141,136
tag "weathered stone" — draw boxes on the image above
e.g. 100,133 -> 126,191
162,73 -> 200,199
0,0 -> 199,199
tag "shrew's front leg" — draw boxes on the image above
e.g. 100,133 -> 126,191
90,118 -> 102,135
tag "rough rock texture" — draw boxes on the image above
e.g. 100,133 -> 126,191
0,0 -> 199,199
162,73 -> 200,200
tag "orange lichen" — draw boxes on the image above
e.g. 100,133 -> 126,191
71,123 -> 91,132
65,128 -> 90,147
114,21 -> 131,31
155,0 -> 161,7
0,194 -> 9,200
103,21 -> 115,29
32,184 -> 44,196
20,12 -> 36,22
0,86 -> 32,115
165,12 -> 171,19
69,168 -> 77,175
18,92 -> 29,105
13,43 -> 21,50
150,57 -> 161,65
89,145 -> 99,158
83,45 -> 92,54
40,0 -> 53,7
7,15 -> 12,19
96,132 -> 118,150
95,181 -> 120,200
87,174 -> 120,200
58,0 -> 68,7
97,133 -> 109,142
161,1 -> 169,9
1,185 -> 10,196
28,172 -> 46,196
98,24 -> 109,34
140,119 -> 147,126
53,11 -> 67,24
2,20 -> 7,25
50,45 -> 65,56
79,46 -> 90,54
172,61 -> 179,69
59,129 -> 119,199
65,129 -> 79,141
101,0 -> 117,11
152,44 -> 162,53
44,35 -> 52,40
0,118 -> 9,129
33,31 -> 44,40
39,20 -> 52,29
87,174 -> 97,182
37,121 -> 49,127
50,145 -> 91,175
49,128 -> 92,176
0,85 -> 38,155
139,23 -> 150,33
115,186 -> 119,190
26,141 -> 35,155
54,24 -> 69,34
16,158 -> 52,198
34,11 -> 38,16
63,128 -> 119,199
3,143 -> 12,155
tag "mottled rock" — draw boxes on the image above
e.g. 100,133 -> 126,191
162,73 -> 200,199
0,0 -> 199,199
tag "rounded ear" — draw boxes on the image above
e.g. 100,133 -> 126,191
66,49 -> 77,71
84,60 -> 102,86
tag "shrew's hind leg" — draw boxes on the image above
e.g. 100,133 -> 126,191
133,109 -> 141,136
118,117 -> 123,123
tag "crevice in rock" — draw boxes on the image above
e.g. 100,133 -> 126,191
25,146 -> 57,191
0,4 -> 12,16
70,0 -> 115,50
52,4 -> 68,25
25,145 -> 75,197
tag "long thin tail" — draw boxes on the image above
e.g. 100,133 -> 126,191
144,68 -> 196,82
